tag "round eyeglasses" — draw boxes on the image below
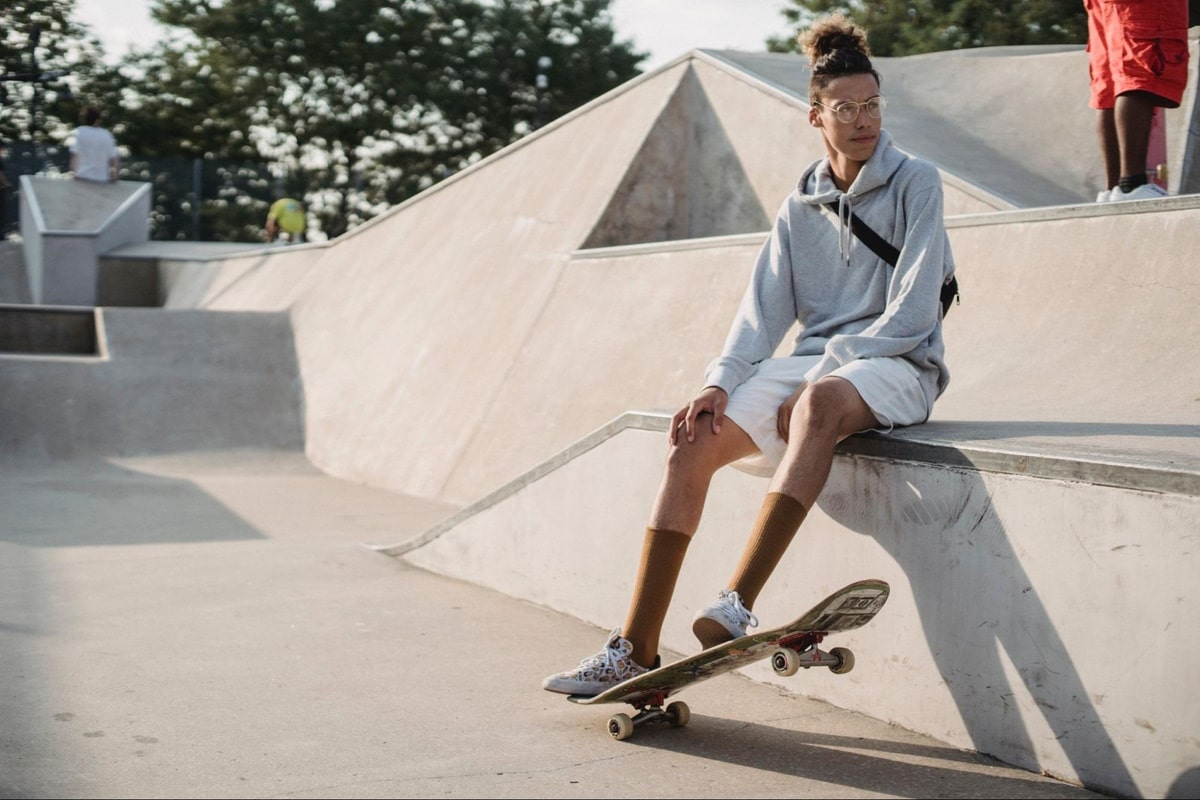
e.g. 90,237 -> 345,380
813,96 -> 887,123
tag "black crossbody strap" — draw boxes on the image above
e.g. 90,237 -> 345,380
824,201 -> 960,315
824,201 -> 899,266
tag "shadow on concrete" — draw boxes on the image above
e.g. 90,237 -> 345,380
819,451 -> 1137,798
158,249 -> 282,310
0,459 -> 266,547
583,64 -> 769,249
633,716 -> 1103,798
1167,766 -> 1200,799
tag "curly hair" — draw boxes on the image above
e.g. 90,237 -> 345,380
800,13 -> 881,102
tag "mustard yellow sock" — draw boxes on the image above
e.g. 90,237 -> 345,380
727,492 -> 808,610
622,528 -> 690,668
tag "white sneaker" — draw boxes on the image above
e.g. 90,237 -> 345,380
692,589 -> 759,649
542,629 -> 652,696
1110,183 -> 1169,201
1095,188 -> 1113,203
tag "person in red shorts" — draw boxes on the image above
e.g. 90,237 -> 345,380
1086,0 -> 1190,202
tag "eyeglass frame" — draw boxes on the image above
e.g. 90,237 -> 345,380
812,96 -> 887,124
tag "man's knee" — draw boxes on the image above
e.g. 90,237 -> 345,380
665,422 -> 719,475
792,377 -> 871,434
664,413 -> 749,478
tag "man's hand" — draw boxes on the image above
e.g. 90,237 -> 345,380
670,386 -> 729,445
776,381 -> 809,442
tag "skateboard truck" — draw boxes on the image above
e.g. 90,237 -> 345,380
605,691 -> 691,740
771,631 -> 855,677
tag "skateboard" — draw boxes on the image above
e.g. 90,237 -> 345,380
568,578 -> 889,740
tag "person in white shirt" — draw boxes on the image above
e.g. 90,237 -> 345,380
69,105 -> 120,183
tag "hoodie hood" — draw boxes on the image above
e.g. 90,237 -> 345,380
796,130 -> 908,264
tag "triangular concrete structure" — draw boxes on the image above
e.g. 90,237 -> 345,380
582,65 -> 769,248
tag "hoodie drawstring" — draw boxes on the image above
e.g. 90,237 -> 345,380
836,193 -> 853,266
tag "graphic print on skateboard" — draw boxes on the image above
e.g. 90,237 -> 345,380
568,579 -> 889,740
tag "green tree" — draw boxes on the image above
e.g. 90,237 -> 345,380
118,0 -> 645,240
768,1 -> 1087,57
82,41 -> 273,241
1,0 -> 105,151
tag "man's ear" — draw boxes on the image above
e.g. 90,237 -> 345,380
809,106 -> 822,128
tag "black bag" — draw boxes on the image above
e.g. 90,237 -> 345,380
826,202 -> 960,316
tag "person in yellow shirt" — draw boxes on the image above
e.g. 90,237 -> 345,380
265,197 -> 306,242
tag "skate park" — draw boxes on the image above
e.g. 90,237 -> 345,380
2,38 -> 1199,798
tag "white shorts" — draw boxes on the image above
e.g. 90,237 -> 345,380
724,355 -> 929,476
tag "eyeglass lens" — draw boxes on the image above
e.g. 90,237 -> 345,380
831,98 -> 886,122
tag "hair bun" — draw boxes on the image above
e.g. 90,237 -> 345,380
800,12 -> 873,75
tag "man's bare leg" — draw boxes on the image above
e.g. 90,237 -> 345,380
770,377 -> 878,508
621,415 -> 757,666
725,378 -> 878,611
647,415 -> 758,533
1114,90 -> 1156,185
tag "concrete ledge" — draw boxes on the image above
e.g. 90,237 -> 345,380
378,409 -> 1200,557
851,423 -> 1200,497
0,308 -> 304,459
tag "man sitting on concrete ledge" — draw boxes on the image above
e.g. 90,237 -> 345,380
544,13 -> 956,696
68,104 -> 120,183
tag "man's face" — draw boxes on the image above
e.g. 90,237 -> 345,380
809,73 -> 883,163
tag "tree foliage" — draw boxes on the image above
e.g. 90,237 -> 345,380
767,1 -> 1088,57
1,0 -> 105,148
94,0 -> 645,240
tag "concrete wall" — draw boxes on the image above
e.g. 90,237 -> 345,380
939,201 -> 1200,426
158,245 -> 327,311
18,177 -> 150,306
0,241 -> 31,303
396,414 -> 1198,800
0,308 -> 303,459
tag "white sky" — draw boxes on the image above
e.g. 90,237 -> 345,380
73,0 -> 793,72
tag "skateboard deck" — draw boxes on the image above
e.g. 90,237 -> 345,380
568,578 -> 889,740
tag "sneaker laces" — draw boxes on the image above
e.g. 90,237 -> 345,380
720,589 -> 759,629
573,629 -> 633,680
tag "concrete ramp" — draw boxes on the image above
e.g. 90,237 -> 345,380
19,176 -> 150,306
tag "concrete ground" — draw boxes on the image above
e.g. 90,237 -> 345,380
0,452 -> 1105,799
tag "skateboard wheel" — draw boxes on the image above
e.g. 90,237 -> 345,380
830,646 -> 855,675
666,701 -> 690,728
771,647 -> 801,677
607,713 -> 634,741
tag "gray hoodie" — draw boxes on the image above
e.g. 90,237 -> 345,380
705,130 -> 954,415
